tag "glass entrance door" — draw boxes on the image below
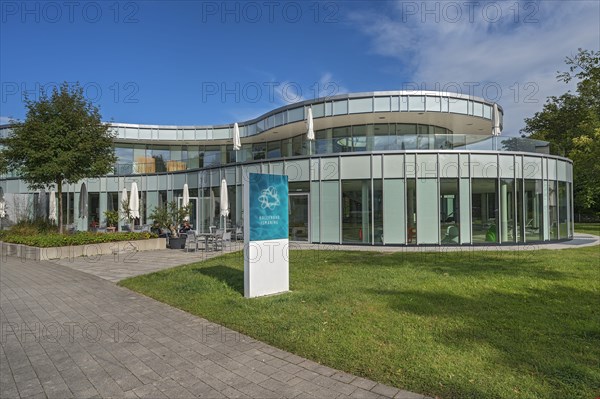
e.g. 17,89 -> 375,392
289,194 -> 309,241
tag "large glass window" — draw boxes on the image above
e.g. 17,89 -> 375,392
333,127 -> 352,153
352,125 -> 369,152
516,179 -> 524,242
115,145 -> 133,174
252,143 -> 266,160
315,129 -> 332,154
225,145 -> 236,164
373,180 -> 383,245
471,179 -> 498,243
440,179 -> 459,244
406,179 -> 417,243
292,136 -> 303,156
524,180 -> 543,241
500,178 -> 515,243
549,181 -> 558,240
188,146 -> 200,168
342,180 -> 371,244
558,181 -> 568,239
204,146 -> 221,167
150,145 -> 170,173
267,140 -> 282,159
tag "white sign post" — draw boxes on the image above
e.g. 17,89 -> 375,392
243,173 -> 289,298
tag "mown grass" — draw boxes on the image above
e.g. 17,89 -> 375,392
575,222 -> 600,236
120,241 -> 599,399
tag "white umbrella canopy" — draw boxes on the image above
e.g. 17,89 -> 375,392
182,183 -> 190,221
49,190 -> 57,222
121,188 -> 128,220
492,103 -> 502,136
79,183 -> 88,219
233,122 -> 241,151
220,179 -> 229,230
306,106 -> 315,141
220,179 -> 229,218
129,182 -> 140,219
0,200 -> 5,219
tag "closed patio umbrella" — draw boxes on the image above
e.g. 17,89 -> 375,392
182,183 -> 190,221
233,122 -> 241,151
49,190 -> 57,222
129,182 -> 140,220
306,106 -> 315,141
79,183 -> 88,219
492,103 -> 502,136
220,179 -> 229,229
0,199 -> 5,219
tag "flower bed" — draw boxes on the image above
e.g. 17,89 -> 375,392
0,231 -> 157,248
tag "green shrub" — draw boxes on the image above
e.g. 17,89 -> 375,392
0,231 -> 158,247
10,218 -> 59,235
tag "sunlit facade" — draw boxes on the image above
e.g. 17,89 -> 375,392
0,91 -> 574,244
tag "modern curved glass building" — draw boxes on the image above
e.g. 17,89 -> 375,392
0,91 -> 574,245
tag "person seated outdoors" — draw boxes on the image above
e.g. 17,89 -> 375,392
150,221 -> 163,236
179,220 -> 192,234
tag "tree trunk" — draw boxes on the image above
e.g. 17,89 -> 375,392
57,179 -> 63,234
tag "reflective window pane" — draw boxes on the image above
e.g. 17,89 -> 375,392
471,179 -> 498,243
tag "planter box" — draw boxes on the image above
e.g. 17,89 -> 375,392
0,238 -> 167,261
168,237 -> 186,249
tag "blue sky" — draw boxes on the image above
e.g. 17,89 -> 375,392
1,1 -> 599,135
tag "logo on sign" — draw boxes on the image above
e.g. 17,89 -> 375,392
258,186 -> 280,210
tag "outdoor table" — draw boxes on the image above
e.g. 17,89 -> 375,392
197,232 -> 219,251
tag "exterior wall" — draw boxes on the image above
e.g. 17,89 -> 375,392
0,151 -> 574,245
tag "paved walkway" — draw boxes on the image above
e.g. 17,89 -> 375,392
0,256 -> 428,399
51,242 -> 245,282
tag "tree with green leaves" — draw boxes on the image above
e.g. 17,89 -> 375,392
1,82 -> 117,232
521,48 -> 600,216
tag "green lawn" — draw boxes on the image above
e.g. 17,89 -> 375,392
575,222 -> 600,236
120,243 -> 599,398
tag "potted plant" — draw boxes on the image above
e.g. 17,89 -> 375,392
103,210 -> 119,232
148,200 -> 191,249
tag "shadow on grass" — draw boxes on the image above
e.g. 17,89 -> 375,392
370,285 -> 600,394
194,264 -> 244,295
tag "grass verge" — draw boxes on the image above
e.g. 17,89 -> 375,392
574,222 -> 600,236
120,243 -> 599,399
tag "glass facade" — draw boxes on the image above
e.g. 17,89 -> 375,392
0,91 -> 574,246
102,125 -> 553,176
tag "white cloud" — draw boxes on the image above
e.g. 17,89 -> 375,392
225,73 -> 348,122
349,0 -> 600,135
0,116 -> 14,125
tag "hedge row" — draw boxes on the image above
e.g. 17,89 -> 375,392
0,231 -> 158,248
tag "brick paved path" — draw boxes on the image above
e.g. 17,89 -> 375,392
0,257 -> 429,399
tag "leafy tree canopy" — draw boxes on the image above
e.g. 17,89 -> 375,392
521,49 -> 600,215
1,82 -> 117,230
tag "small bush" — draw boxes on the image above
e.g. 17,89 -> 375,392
0,231 -> 158,247
10,218 -> 59,235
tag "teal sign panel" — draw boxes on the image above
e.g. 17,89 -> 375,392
249,173 -> 289,241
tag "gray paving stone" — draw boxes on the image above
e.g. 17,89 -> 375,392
1,254 -> 422,398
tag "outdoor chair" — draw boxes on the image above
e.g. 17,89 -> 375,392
235,226 -> 243,241
184,231 -> 198,252
442,225 -> 459,244
214,231 -> 231,251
